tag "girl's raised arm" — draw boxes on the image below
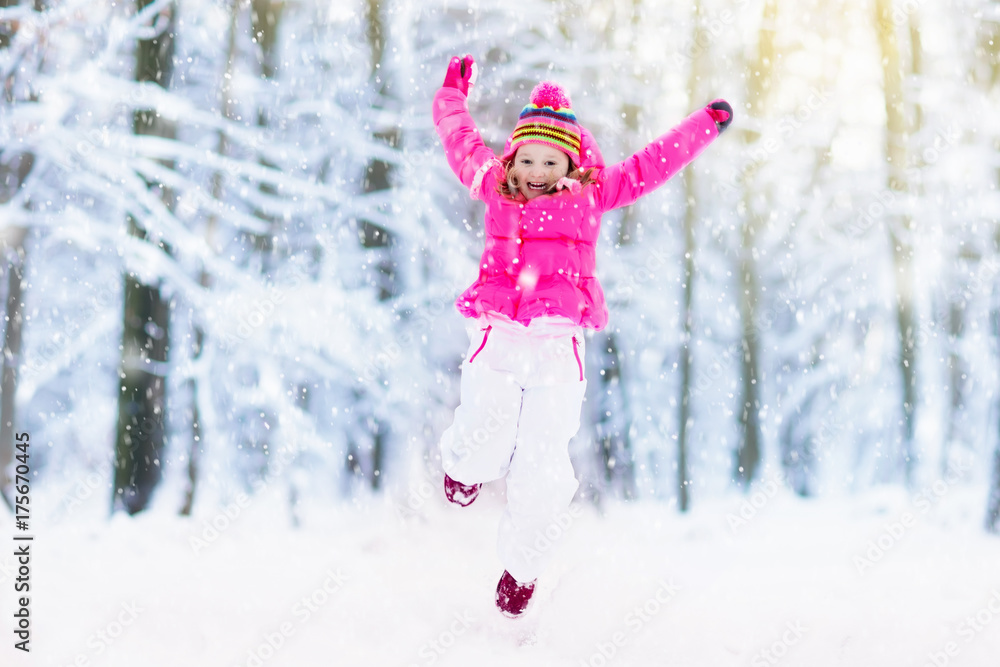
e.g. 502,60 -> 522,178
432,55 -> 498,193
596,100 -> 732,212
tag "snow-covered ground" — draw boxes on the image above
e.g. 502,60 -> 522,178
4,477 -> 1000,667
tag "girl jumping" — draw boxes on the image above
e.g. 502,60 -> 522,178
432,54 -> 732,617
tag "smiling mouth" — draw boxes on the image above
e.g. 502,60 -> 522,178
526,182 -> 548,191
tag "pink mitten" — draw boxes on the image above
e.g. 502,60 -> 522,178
706,99 -> 733,133
442,55 -> 477,97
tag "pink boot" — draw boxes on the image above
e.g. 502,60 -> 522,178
443,474 -> 481,507
495,570 -> 536,618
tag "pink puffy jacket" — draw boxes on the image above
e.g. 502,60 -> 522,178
433,86 -> 722,331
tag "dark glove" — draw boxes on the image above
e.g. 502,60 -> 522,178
706,99 -> 733,133
442,54 -> 477,97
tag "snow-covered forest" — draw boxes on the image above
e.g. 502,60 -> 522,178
2,0 -> 1000,665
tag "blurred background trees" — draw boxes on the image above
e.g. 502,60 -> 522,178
0,0 -> 997,526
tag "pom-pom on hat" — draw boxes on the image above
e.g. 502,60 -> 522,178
502,81 -> 582,163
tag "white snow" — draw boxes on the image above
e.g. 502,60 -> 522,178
4,478 -> 999,667
2,0 -> 1000,665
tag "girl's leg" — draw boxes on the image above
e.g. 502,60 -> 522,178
498,328 -> 586,582
439,329 -> 523,485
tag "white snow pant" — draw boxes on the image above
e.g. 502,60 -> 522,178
440,314 -> 586,583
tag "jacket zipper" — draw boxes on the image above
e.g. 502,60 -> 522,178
572,336 -> 583,381
469,325 -> 492,364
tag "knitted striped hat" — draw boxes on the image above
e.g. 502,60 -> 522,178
502,82 -> 582,163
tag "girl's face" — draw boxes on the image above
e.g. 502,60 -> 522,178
510,144 -> 570,200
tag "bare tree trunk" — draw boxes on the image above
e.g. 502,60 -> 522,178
733,0 -> 777,487
247,0 -> 284,271
780,386 -> 820,496
0,1 -> 39,511
226,0 -> 284,492
677,170 -> 695,510
735,259 -> 763,486
0,0 -> 18,48
615,0 -> 644,249
944,283 -> 970,470
347,0 -> 400,491
990,265 -> 1000,531
976,0 -> 1000,87
587,0 -> 641,500
675,0 -> 709,511
991,241 -> 1000,531
180,2 -> 240,517
0,226 -> 27,511
974,0 -> 1000,537
988,178 -> 1000,533
112,0 -> 177,515
930,7 -> 968,474
874,0 -> 917,486
251,0 -> 282,80
360,0 -> 398,301
988,436 -> 1000,533
910,11 -> 953,479
593,333 -> 635,499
